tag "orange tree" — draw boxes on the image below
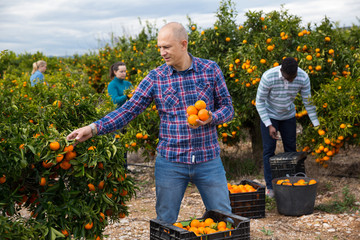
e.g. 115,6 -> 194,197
187,1 -> 360,167
1,3 -> 360,238
71,24 -> 162,160
0,64 -> 136,239
69,0 -> 360,166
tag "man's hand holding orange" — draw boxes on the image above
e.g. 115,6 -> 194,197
187,100 -> 212,129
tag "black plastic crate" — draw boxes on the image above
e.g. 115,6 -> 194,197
150,210 -> 250,240
229,180 -> 266,219
269,152 -> 307,179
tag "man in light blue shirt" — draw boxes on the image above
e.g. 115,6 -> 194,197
256,57 -> 319,197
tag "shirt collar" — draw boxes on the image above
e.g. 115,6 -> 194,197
114,77 -> 124,81
168,53 -> 196,75
278,66 -> 285,81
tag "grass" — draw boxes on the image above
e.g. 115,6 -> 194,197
222,156 -> 260,180
265,196 -> 277,212
315,186 -> 359,213
259,227 -> 273,236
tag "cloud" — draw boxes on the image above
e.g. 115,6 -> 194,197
0,0 -> 359,56
242,0 -> 360,26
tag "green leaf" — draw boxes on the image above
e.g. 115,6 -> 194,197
50,227 -> 65,240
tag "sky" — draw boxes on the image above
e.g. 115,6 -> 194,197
1,0 -> 359,57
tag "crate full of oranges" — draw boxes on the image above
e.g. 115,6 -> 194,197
228,180 -> 266,219
150,210 -> 250,240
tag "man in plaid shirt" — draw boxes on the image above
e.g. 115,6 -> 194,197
67,22 -> 234,223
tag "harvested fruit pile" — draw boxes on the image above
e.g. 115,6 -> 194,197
228,182 -> 257,193
276,178 -> 317,186
172,217 -> 234,236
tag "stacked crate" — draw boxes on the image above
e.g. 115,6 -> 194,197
229,180 -> 266,219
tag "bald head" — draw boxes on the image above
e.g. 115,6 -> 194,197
159,22 -> 188,42
157,22 -> 191,71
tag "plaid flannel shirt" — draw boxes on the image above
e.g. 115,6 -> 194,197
94,54 -> 234,164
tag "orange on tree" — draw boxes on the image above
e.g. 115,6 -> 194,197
56,154 -> 64,163
120,189 -> 128,196
88,183 -> 96,192
61,230 -> 69,237
98,180 -> 105,190
0,175 -> 6,184
65,151 -> 77,161
318,129 -> 325,136
42,160 -> 53,168
99,212 -> 105,222
60,160 -> 71,170
88,146 -> 96,150
49,141 -> 60,151
136,133 -> 143,139
98,162 -> 104,169
63,145 -> 74,153
84,222 -> 94,230
39,177 -> 46,186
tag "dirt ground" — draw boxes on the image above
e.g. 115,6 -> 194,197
103,148 -> 360,240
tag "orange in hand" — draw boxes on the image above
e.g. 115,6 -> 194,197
187,105 -> 198,115
188,114 -> 199,126
194,100 -> 206,110
198,109 -> 209,121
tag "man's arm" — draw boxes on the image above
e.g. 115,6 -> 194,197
67,75 -> 154,142
255,76 -> 272,127
301,75 -> 320,127
210,63 -> 234,125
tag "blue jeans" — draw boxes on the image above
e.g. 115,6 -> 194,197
155,155 -> 231,223
260,117 -> 297,190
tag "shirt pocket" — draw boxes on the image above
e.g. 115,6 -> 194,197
196,81 -> 212,103
162,87 -> 179,114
